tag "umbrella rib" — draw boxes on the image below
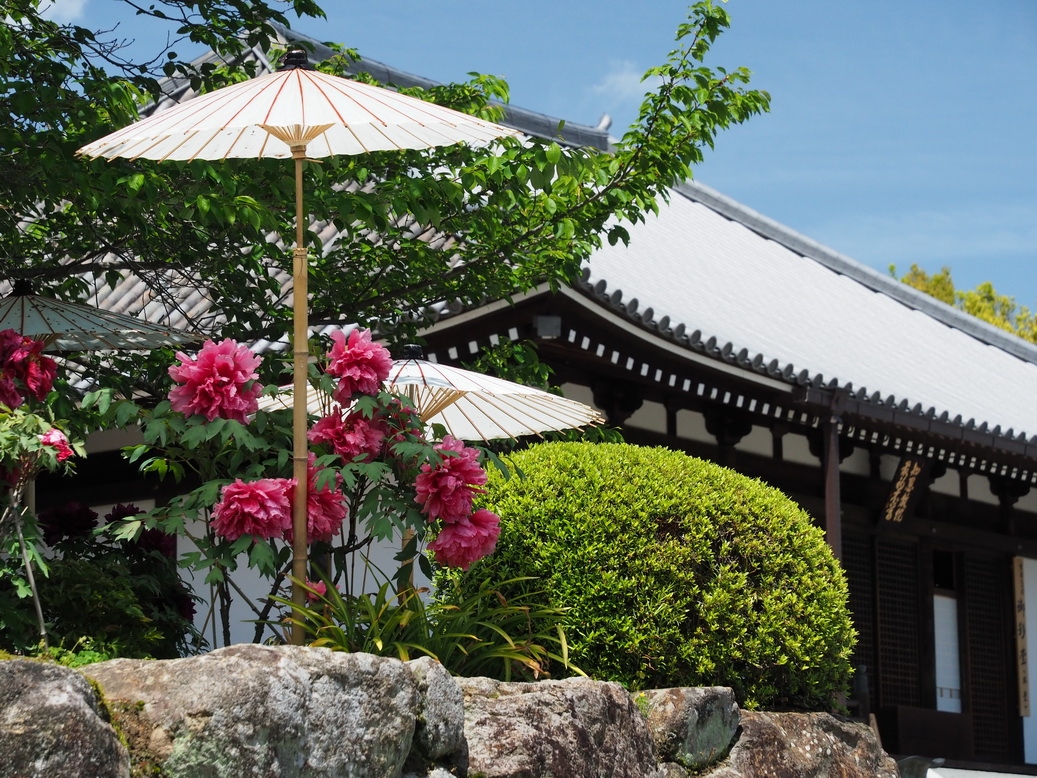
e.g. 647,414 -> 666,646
315,73 -> 428,127
305,71 -> 362,128
90,78 -> 263,158
318,71 -> 489,129
0,294 -> 198,351
79,67 -> 521,163
442,395 -> 538,441
266,71 -> 298,126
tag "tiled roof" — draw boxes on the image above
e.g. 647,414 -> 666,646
69,32 -> 1037,455
577,179 -> 1037,448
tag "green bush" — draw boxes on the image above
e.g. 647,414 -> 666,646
455,441 -> 855,710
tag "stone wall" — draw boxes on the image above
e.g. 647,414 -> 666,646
0,644 -> 899,777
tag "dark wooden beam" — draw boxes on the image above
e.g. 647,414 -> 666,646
824,412 -> 843,561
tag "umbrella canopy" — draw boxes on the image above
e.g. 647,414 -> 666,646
76,53 -> 522,162
76,48 -> 522,642
0,281 -> 199,351
386,354 -> 605,442
259,350 -> 605,443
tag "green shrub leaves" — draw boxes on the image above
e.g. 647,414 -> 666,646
459,442 -> 855,710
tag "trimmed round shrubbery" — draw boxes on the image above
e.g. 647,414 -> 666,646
454,441 -> 855,710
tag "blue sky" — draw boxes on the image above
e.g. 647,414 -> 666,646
48,1 -> 1037,305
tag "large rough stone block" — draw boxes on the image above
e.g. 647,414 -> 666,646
637,686 -> 739,770
0,659 -> 129,778
84,644 -> 419,778
458,675 -> 659,778
704,711 -> 899,778
405,656 -> 465,767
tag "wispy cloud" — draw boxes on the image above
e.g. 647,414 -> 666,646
587,61 -> 663,131
591,61 -> 652,103
39,0 -> 88,23
814,204 -> 1037,270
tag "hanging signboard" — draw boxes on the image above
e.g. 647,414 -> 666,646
883,456 -> 930,523
1015,556 -> 1030,717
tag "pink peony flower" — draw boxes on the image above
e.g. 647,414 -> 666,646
325,328 -> 392,403
40,428 -> 74,461
0,329 -> 23,358
7,337 -> 57,401
38,500 -> 98,546
304,478 -> 348,543
414,435 -> 488,523
427,508 -> 501,570
168,338 -> 262,423
211,477 -> 294,542
284,455 -> 348,545
0,329 -> 57,406
305,580 -> 329,602
308,408 -> 387,464
0,376 -> 22,408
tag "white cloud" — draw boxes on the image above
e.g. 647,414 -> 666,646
591,61 -> 654,103
587,61 -> 664,132
38,0 -> 88,23
813,204 -> 1037,270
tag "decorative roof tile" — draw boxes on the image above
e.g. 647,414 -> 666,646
575,179 -> 1037,447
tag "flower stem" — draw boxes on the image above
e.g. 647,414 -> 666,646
10,498 -> 47,649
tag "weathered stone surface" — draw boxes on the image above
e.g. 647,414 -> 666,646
84,644 -> 419,778
703,711 -> 899,778
458,675 -> 659,778
0,659 -> 129,778
3,646 -> 901,778
637,686 -> 739,770
405,656 -> 465,767
402,768 -> 456,778
654,763 -> 693,777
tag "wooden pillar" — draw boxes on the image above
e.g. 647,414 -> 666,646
823,412 -> 843,561
665,401 -> 678,442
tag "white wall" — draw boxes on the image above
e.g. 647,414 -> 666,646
933,593 -> 963,713
182,524 -> 430,648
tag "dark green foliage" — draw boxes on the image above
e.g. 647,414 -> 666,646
459,442 -> 855,710
278,574 -> 581,681
0,502 -> 201,659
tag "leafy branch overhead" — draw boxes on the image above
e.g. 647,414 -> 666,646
1,0 -> 768,391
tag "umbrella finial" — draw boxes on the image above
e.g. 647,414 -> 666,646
11,279 -> 33,297
278,47 -> 314,71
401,344 -> 425,360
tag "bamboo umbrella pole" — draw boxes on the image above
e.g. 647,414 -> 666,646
290,145 -> 309,645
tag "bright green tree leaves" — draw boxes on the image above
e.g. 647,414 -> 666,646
3,0 -> 768,396
894,263 -> 1037,344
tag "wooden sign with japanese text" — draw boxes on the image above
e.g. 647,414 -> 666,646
883,457 -> 930,523
1014,556 -> 1030,717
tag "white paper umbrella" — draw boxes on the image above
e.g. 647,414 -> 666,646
386,353 -> 604,442
259,349 -> 605,443
77,48 -> 522,640
76,60 -> 521,162
0,281 -> 198,351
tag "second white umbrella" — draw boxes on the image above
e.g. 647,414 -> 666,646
258,344 -> 605,443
